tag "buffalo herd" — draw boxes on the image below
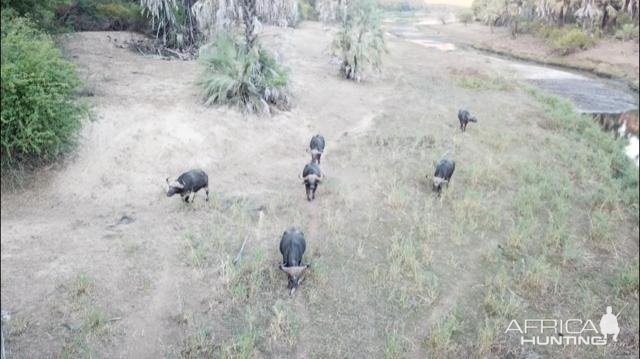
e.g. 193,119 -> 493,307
166,110 -> 477,294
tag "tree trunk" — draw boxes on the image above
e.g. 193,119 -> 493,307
241,0 -> 257,52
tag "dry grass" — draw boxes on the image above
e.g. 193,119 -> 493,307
59,273 -> 118,358
1,22 -> 637,358
427,310 -> 461,355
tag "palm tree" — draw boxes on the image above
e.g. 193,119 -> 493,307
574,0 -> 602,30
141,0 -> 299,49
332,0 -> 386,81
624,0 -> 638,18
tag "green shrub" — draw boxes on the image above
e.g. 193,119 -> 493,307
539,27 -> 596,55
332,0 -> 386,81
377,0 -> 426,11
457,8 -> 474,25
298,0 -> 318,21
518,20 -> 542,34
616,12 -> 635,27
615,23 -> 639,41
199,33 -> 290,114
1,16 -> 84,169
472,0 -> 505,28
0,0 -> 66,30
56,0 -> 147,31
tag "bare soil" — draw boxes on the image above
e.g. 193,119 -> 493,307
1,21 -> 638,358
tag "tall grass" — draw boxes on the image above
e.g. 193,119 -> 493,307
474,88 -> 639,356
199,33 -> 290,114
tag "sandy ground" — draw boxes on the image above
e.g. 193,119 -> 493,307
1,21 -> 638,358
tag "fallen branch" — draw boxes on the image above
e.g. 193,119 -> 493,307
1,323 -> 5,359
233,210 -> 265,266
122,39 -> 197,60
232,235 -> 249,266
163,47 -> 190,61
1,310 -> 10,359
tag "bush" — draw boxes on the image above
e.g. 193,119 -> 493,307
377,0 -> 426,11
298,0 -> 318,21
56,0 -> 147,31
472,0 -> 504,27
1,16 -> 84,169
332,0 -> 386,81
517,20 -> 542,34
537,26 -> 596,55
199,33 -> 290,114
457,9 -> 474,25
615,23 -> 639,41
0,0 -> 66,30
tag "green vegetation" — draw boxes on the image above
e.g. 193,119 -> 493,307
268,301 -> 300,349
472,89 -> 639,356
615,23 -> 640,41
377,0 -> 427,11
540,26 -> 597,55
471,0 -> 638,43
332,0 -> 386,81
1,14 -> 85,170
178,328 -> 218,358
613,262 -> 639,297
196,0 -> 291,114
383,330 -> 407,358
1,0 -> 146,32
199,33 -> 290,114
427,311 -> 461,354
57,0 -> 147,31
141,0 -> 300,52
455,73 -> 513,91
0,0 -> 66,30
140,0 -> 200,51
471,0 -> 508,31
298,0 -> 319,21
60,273 -> 115,358
457,8 -> 474,25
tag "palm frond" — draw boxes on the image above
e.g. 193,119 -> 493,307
332,0 -> 385,81
199,33 -> 290,114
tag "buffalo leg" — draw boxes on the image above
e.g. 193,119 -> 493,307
205,186 -> 210,201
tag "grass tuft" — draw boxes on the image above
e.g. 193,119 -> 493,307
427,311 -> 460,355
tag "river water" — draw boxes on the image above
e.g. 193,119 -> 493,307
384,12 -> 640,165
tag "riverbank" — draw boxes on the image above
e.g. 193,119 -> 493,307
417,21 -> 640,91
